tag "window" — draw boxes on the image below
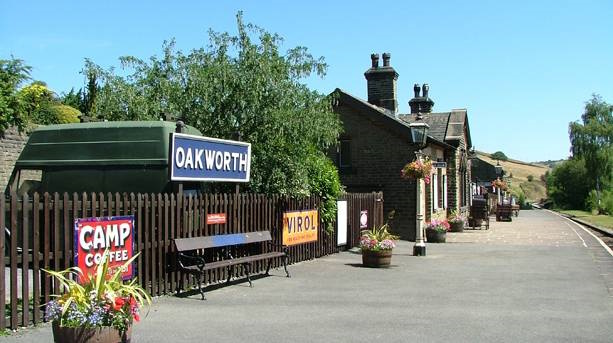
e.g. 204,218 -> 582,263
432,173 -> 439,210
339,139 -> 352,168
443,174 -> 448,209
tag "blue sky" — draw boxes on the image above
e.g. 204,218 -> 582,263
1,1 -> 611,162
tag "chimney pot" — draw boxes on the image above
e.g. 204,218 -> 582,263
370,53 -> 379,68
413,83 -> 421,98
382,52 -> 391,67
422,83 -> 429,98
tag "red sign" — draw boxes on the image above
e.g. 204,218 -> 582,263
206,213 -> 227,225
74,216 -> 135,282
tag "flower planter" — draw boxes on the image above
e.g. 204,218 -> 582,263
468,218 -> 483,227
449,221 -> 464,232
52,321 -> 132,343
362,249 -> 393,268
426,229 -> 446,243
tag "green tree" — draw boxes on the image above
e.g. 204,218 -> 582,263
81,61 -> 99,116
569,94 -> 613,209
546,158 -> 590,209
491,151 -> 508,161
18,81 -> 56,124
61,87 -> 84,110
83,12 -> 342,223
0,57 -> 31,132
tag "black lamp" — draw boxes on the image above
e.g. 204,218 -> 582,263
409,120 -> 429,148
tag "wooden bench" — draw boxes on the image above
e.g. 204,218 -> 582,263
174,230 -> 290,300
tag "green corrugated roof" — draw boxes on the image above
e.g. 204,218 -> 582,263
16,121 -> 202,167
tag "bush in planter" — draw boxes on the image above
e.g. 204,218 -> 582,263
44,250 -> 151,339
360,224 -> 399,267
447,210 -> 466,232
425,219 -> 450,243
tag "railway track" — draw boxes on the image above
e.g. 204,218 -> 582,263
588,225 -> 613,250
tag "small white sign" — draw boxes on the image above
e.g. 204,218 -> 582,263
337,201 -> 347,246
360,210 -> 368,229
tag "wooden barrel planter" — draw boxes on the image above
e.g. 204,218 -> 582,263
362,249 -> 393,268
52,321 -> 133,343
449,221 -> 464,232
426,229 -> 447,243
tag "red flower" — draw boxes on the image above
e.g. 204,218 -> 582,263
113,297 -> 126,311
129,296 -> 137,308
134,313 -> 140,322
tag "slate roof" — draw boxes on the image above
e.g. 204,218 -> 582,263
398,109 -> 472,148
334,89 -> 453,149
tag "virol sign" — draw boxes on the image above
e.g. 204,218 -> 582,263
74,216 -> 135,281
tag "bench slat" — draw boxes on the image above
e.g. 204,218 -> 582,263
203,252 -> 285,270
174,231 -> 273,251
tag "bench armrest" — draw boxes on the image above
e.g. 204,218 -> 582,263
177,252 -> 206,271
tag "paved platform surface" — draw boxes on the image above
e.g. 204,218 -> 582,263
4,209 -> 613,342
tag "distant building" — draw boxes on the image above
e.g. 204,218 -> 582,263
331,53 -> 473,240
471,155 -> 505,193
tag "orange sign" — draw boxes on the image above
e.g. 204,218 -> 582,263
283,209 -> 318,246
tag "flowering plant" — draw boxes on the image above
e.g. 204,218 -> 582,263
491,178 -> 508,191
360,223 -> 399,252
401,158 -> 433,184
447,210 -> 465,224
44,250 -> 151,333
425,219 -> 450,233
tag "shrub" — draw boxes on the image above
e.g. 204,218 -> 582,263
50,104 -> 81,123
527,175 -> 534,182
491,151 -> 508,161
587,189 -> 613,215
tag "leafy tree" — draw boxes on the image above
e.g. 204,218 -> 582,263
61,87 -> 84,110
546,158 -> 590,209
0,58 -> 31,132
491,151 -> 508,161
82,12 -> 342,223
81,61 -> 99,115
569,94 -> 613,209
18,81 -> 55,124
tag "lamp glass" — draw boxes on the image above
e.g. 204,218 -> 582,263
409,122 -> 429,147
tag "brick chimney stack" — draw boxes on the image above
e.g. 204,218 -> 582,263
364,52 -> 398,114
409,83 -> 434,114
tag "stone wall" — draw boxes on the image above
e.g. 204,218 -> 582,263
333,103 -> 418,240
0,126 -> 29,192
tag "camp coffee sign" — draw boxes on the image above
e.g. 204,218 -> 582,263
170,133 -> 251,182
74,215 -> 135,281
283,209 -> 318,246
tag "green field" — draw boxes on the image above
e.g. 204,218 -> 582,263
559,210 -> 613,230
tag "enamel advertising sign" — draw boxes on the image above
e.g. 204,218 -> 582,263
282,209 -> 318,246
74,215 -> 135,281
170,133 -> 251,182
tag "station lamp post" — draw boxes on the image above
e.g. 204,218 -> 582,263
409,117 -> 429,256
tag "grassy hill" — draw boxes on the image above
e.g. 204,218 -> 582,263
476,151 -> 550,202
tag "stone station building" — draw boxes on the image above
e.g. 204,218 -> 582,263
331,53 -> 473,240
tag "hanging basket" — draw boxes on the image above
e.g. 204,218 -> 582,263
401,159 -> 433,184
